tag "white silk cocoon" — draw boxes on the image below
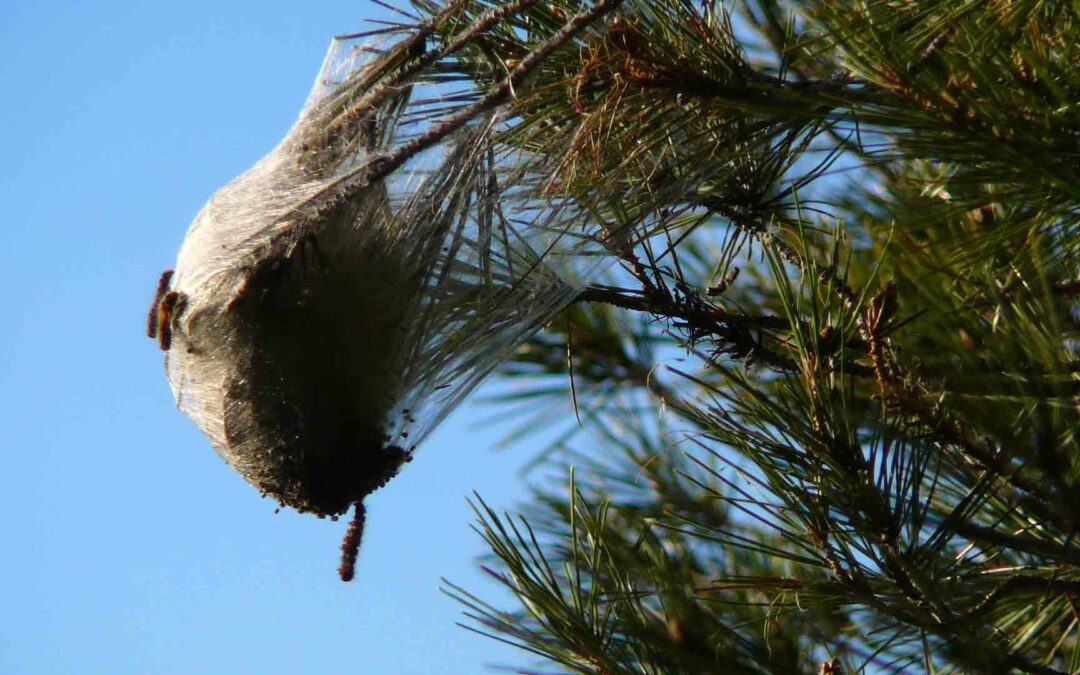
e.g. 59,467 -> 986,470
158,33 -> 612,517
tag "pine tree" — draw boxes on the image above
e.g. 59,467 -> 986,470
379,0 -> 1080,672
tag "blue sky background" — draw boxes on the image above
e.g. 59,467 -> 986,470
1,2 -> 556,673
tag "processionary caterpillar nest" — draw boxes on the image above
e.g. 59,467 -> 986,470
149,2 -> 622,581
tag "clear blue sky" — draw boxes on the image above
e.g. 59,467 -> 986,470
1,2 -> 550,672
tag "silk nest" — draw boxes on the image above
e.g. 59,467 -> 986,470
151,25 -> 612,534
